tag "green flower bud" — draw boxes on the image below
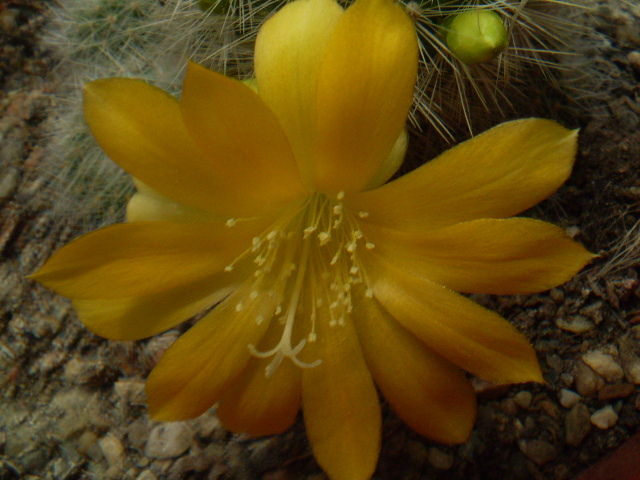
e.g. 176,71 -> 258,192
444,10 -> 509,65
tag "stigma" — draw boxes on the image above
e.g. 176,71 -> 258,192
224,192 -> 373,377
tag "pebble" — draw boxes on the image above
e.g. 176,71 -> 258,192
590,405 -> 619,429
115,379 -> 147,406
458,431 -> 484,461
558,389 -> 582,409
105,466 -> 122,479
249,437 -> 286,473
582,350 -> 624,383
549,288 -> 564,303
190,411 -> 223,439
0,8 -> 19,31
598,383 -> 635,401
76,430 -> 101,459
426,447 -> 454,470
404,440 -> 427,467
145,423 -> 194,459
49,445 -> 85,480
149,459 -> 173,476
628,51 -> 640,74
556,315 -> 594,334
167,454 -> 209,480
513,391 -> 533,409
565,403 -> 591,446
574,362 -> 605,397
136,470 -> 158,480
500,398 -> 518,416
0,167 -> 20,204
99,434 -> 126,471
127,421 -> 150,450
225,441 -> 253,480
518,439 -> 557,466
546,354 -> 563,372
618,329 -> 640,384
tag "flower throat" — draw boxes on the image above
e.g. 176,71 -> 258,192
223,191 -> 374,377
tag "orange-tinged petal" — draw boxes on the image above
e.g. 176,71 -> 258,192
72,265 -> 249,341
127,179 -> 224,223
366,255 -> 543,385
352,293 -> 476,444
255,0 -> 344,188
347,119 -> 578,231
146,281 -> 277,421
30,219 -> 271,299
83,79 -> 291,218
180,61 -> 307,206
314,0 -> 418,193
302,309 -> 381,480
363,218 -> 595,295
217,322 -> 302,437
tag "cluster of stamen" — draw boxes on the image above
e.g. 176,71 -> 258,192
223,192 -> 374,377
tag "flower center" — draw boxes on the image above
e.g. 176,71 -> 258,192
224,192 -> 374,377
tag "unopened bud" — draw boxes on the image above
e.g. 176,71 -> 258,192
444,10 -> 509,65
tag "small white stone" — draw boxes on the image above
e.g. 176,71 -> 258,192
582,350 -> 625,383
590,405 -> 619,429
426,447 -> 454,470
574,362 -> 605,397
555,315 -> 594,334
99,433 -> 125,470
513,391 -> 533,409
558,389 -> 582,409
145,422 -> 194,459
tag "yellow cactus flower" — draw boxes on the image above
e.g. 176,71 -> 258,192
30,0 -> 594,478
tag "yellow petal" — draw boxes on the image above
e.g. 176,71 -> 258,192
180,61 -> 307,206
363,218 -> 595,295
352,293 -> 476,444
72,265 -> 249,341
146,281 -> 277,421
217,322 -> 302,437
255,0 -> 344,188
302,308 -> 381,480
127,179 -> 224,223
83,79 -> 293,218
314,0 -> 418,193
347,119 -> 578,231
30,219 -> 271,299
366,255 -> 543,385
365,129 -> 408,190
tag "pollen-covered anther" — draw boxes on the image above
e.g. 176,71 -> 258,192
318,231 -> 331,245
303,225 -> 317,238
225,218 -> 237,227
